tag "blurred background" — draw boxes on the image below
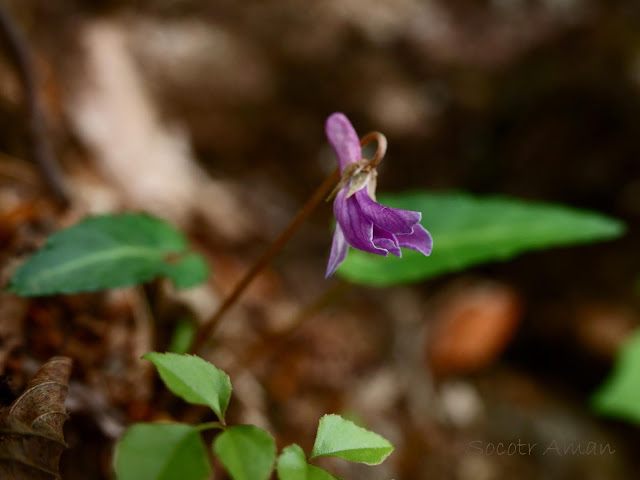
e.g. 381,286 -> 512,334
1,0 -> 640,479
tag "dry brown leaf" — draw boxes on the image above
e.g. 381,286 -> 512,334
67,21 -> 255,241
427,281 -> 522,378
0,357 -> 72,480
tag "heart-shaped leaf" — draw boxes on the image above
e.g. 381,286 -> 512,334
143,353 -> 231,422
310,415 -> 393,465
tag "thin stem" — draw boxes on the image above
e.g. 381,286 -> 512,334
191,131 -> 387,352
0,3 -> 69,207
191,167 -> 341,353
196,421 -> 224,432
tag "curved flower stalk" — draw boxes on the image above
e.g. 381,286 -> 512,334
325,113 -> 433,278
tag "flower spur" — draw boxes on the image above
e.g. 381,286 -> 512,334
325,113 -> 433,278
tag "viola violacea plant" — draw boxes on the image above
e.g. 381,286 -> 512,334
325,112 -> 433,277
5,106 -> 626,480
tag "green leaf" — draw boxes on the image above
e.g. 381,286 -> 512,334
167,253 -> 210,289
213,425 -> 276,480
277,444 -> 307,480
307,465 -> 341,480
591,330 -> 640,424
143,352 -> 231,421
338,192 -> 624,286
114,423 -> 211,480
7,213 -> 209,296
310,414 -> 393,465
276,445 -> 341,480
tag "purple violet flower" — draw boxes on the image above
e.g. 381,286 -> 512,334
325,112 -> 433,278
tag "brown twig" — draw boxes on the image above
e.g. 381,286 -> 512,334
191,167 -> 341,353
0,3 -> 69,206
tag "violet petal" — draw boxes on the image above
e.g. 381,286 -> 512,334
334,189 -> 387,256
396,224 -> 433,256
373,226 -> 402,257
325,223 -> 349,278
355,189 -> 421,234
325,113 -> 362,173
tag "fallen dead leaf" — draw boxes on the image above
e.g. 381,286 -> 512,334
427,280 -> 522,378
0,356 -> 72,480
